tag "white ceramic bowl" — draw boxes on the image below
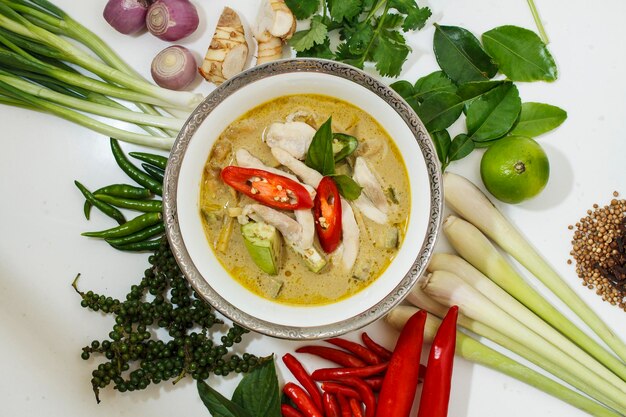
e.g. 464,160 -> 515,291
163,59 -> 442,339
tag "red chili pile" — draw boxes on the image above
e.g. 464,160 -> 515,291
281,307 -> 459,417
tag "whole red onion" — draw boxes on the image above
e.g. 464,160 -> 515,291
146,0 -> 199,42
103,0 -> 149,35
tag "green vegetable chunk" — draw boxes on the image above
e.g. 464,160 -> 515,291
290,244 -> 327,273
241,222 -> 282,275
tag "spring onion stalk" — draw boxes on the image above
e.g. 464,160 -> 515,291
0,4 -> 202,109
405,284 -> 620,409
9,0 -> 182,124
444,173 -> 626,364
427,252 -> 626,391
0,80 -> 174,149
443,214 -> 626,383
385,308 -> 622,417
421,270 -> 626,413
0,0 -> 203,149
0,72 -> 185,129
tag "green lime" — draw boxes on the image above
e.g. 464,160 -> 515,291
480,136 -> 550,204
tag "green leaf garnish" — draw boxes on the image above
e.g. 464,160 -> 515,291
305,117 -> 335,175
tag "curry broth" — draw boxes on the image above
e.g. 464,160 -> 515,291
200,94 -> 410,305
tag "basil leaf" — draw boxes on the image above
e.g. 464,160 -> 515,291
197,380 -> 253,417
305,117 -> 335,175
433,24 -> 498,84
416,92 -> 464,132
285,0 -> 320,20
466,82 -> 521,142
390,80 -> 419,111
448,133 -> 474,162
510,102 -> 567,137
430,130 -> 451,166
482,25 -> 557,82
232,359 -> 281,417
332,133 -> 358,162
330,175 -> 362,200
414,71 -> 456,102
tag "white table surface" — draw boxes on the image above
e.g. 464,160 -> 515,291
1,1 -> 625,416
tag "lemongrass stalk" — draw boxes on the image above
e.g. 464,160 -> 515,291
406,285 -> 616,405
422,270 -> 626,413
0,73 -> 185,130
0,81 -> 174,149
0,10 -> 201,109
443,214 -> 626,383
443,172 -> 626,363
386,308 -> 622,417
428,252 -> 626,390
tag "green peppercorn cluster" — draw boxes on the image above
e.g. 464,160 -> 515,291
74,237 -> 262,402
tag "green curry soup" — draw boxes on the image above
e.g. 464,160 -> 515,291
199,94 -> 410,305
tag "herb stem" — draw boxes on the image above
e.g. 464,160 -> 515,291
526,0 -> 549,44
357,2 -> 390,69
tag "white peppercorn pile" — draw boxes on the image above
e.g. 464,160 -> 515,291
569,192 -> 626,311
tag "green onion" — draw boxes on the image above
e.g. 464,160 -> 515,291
443,172 -> 626,364
421,270 -> 626,413
386,308 -> 622,417
0,0 -> 202,150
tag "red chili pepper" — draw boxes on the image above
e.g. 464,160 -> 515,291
296,346 -> 367,367
221,166 -> 313,210
337,377 -> 376,417
363,376 -> 383,391
282,353 -> 324,412
282,404 -> 305,417
417,306 -> 458,417
311,362 -> 388,381
313,176 -> 342,253
325,338 -> 382,365
361,332 -> 392,361
323,392 -> 341,417
321,381 -> 360,399
349,398 -> 364,417
375,309 -> 427,417
283,382 -> 324,417
337,394 -> 352,417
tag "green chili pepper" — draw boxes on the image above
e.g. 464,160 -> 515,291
94,194 -> 162,212
74,181 -> 125,225
83,184 -> 153,219
129,151 -> 168,170
333,133 -> 359,162
82,212 -> 162,238
141,163 -> 165,183
110,138 -> 163,196
105,222 -> 165,245
95,184 -> 153,199
109,238 -> 162,252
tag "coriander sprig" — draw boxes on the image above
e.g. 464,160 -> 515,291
286,0 -> 431,77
